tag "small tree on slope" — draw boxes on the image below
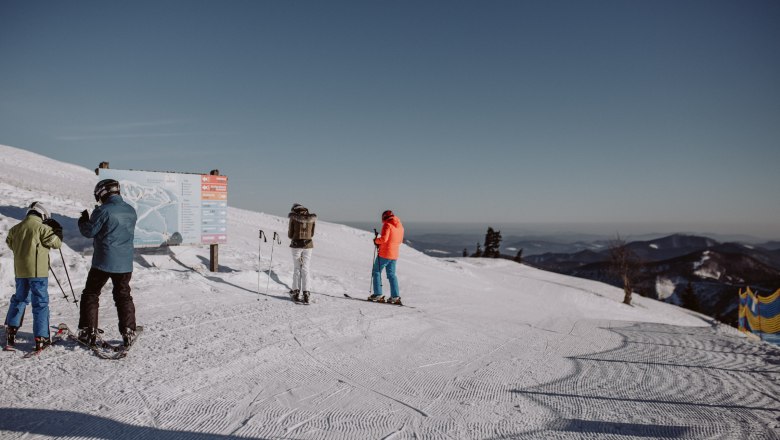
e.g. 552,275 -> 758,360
608,235 -> 641,305
483,227 -> 502,258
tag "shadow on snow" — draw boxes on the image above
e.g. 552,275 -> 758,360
0,408 -> 273,440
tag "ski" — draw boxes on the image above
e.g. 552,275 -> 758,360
56,323 -> 143,360
3,345 -> 16,352
22,327 -> 68,359
344,293 -> 410,307
112,326 -> 143,359
22,346 -> 49,359
366,295 -> 404,306
57,324 -> 119,360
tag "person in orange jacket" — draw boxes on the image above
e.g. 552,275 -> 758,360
369,210 -> 404,305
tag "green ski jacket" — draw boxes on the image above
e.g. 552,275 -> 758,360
5,214 -> 62,278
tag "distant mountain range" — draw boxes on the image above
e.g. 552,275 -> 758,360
405,234 -> 617,258
523,234 -> 780,325
405,232 -> 780,325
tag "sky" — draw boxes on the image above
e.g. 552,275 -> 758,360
1,1 -> 779,238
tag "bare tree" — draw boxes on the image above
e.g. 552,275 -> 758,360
608,234 -> 641,305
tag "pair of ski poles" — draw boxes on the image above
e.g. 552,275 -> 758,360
50,248 -> 79,309
258,230 -> 282,295
369,228 -> 382,295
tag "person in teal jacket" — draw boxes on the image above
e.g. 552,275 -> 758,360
4,202 -> 62,351
77,179 -> 138,347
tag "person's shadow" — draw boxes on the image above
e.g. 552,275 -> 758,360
0,407 -> 271,439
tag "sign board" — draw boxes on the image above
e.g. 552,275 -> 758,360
98,169 -> 228,247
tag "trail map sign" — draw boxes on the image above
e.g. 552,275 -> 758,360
98,169 -> 228,247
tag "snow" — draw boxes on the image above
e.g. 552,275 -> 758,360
649,244 -> 659,249
693,251 -> 722,280
1,144 -> 779,439
655,276 -> 676,300
693,250 -> 712,270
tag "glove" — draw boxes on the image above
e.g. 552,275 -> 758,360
79,209 -> 89,223
43,218 -> 61,229
43,219 -> 63,240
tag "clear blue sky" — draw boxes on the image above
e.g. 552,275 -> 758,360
1,1 -> 778,237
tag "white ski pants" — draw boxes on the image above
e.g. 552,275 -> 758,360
291,248 -> 313,292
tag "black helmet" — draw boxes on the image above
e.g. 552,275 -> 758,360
94,179 -> 120,202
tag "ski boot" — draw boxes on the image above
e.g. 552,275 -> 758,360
367,294 -> 383,302
289,289 -> 301,302
4,326 -> 18,350
34,336 -> 51,351
387,297 -> 403,306
122,328 -> 137,348
77,328 -> 97,347
302,291 -> 310,304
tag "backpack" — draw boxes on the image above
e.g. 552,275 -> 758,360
290,213 -> 316,240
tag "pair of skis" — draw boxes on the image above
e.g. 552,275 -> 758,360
62,323 -> 143,360
288,291 -> 311,305
343,293 -> 407,307
14,324 -> 142,360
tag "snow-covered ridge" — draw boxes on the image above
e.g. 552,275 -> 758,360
1,143 -> 777,439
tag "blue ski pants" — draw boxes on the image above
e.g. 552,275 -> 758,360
372,256 -> 400,298
4,278 -> 50,338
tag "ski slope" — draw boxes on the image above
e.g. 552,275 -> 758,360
1,144 -> 778,439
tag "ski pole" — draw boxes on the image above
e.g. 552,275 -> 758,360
265,232 -> 282,295
370,228 -> 379,294
49,263 -> 71,304
59,248 -> 79,306
299,253 -> 304,294
258,230 -> 267,294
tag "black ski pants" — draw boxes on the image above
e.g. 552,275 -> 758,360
78,268 -> 136,333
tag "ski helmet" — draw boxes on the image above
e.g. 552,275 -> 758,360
94,179 -> 120,202
28,201 -> 50,220
381,210 -> 394,221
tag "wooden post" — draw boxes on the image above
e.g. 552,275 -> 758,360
209,169 -> 220,272
95,161 -> 110,175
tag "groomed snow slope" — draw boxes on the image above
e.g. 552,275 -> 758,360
0,144 -> 778,439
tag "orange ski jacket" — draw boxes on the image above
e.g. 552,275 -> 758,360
374,215 -> 404,260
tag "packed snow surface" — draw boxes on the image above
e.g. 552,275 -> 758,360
1,144 -> 778,439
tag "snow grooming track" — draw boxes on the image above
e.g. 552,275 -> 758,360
510,320 -> 780,439
1,143 -> 779,439
292,334 -> 430,418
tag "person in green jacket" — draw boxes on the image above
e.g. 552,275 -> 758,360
4,202 -> 63,351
